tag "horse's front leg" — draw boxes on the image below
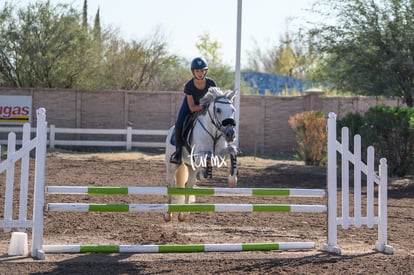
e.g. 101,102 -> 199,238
227,154 -> 238,187
227,145 -> 240,187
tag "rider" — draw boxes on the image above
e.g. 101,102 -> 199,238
170,57 -> 217,164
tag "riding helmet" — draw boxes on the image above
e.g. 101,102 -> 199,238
191,57 -> 208,70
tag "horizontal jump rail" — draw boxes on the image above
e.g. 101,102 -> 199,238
47,203 -> 327,213
42,242 -> 315,253
46,186 -> 326,197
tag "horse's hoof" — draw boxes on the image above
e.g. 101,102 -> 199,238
228,175 -> 237,188
178,212 -> 187,222
163,212 -> 172,222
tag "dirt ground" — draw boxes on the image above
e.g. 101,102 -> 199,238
0,150 -> 413,274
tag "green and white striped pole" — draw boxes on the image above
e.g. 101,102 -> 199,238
46,186 -> 326,197
47,203 -> 327,213
42,242 -> 315,253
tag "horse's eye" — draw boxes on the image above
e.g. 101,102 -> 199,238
216,107 -> 222,114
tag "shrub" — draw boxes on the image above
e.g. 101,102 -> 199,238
337,105 -> 414,177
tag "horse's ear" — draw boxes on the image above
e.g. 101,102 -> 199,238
229,89 -> 239,102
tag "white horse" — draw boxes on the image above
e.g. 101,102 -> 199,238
164,87 -> 240,222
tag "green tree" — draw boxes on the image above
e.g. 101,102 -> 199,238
195,32 -> 223,65
273,35 -> 297,76
0,1 -> 188,91
245,32 -> 313,79
195,32 -> 235,90
0,1 -> 89,88
94,29 -> 185,91
93,7 -> 101,42
309,0 -> 414,106
82,0 -> 87,29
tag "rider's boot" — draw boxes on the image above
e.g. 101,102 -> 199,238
170,146 -> 182,164
170,128 -> 183,164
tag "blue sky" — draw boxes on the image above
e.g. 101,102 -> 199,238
15,0 -> 316,66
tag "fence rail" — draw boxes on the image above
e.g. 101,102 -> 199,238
0,125 -> 169,150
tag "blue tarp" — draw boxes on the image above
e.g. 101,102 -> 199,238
241,72 -> 316,95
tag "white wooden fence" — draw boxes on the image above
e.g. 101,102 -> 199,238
0,125 -> 169,151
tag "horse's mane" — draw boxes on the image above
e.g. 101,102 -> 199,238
200,87 -> 234,105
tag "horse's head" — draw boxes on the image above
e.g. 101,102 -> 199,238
199,87 -> 238,143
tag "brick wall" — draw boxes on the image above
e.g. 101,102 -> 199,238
0,88 -> 401,155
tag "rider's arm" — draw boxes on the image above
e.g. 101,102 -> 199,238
186,95 -> 204,113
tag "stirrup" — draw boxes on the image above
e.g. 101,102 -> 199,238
170,151 -> 181,164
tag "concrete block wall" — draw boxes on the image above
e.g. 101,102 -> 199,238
0,88 -> 400,155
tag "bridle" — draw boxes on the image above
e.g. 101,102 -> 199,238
196,96 -> 236,151
193,94 -> 239,178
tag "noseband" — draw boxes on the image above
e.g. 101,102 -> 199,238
210,98 -> 236,130
222,118 -> 236,127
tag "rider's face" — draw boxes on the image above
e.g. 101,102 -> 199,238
193,69 -> 207,79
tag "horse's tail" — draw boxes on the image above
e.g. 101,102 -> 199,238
175,163 -> 188,188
